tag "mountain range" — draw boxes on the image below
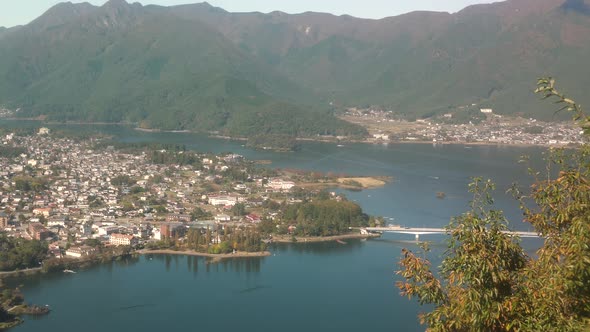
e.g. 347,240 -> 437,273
0,0 -> 589,136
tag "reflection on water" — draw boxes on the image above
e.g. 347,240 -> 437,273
272,239 -> 364,255
4,256 -> 142,289
235,284 -> 271,294
370,237 -> 448,249
144,254 -> 264,274
0,120 -> 549,332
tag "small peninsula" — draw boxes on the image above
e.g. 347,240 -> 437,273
0,130 -> 386,294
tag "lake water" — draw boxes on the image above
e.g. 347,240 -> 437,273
1,121 -> 547,331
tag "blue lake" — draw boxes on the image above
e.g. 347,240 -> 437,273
1,121 -> 546,331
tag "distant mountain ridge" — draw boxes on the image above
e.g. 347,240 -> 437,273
171,0 -> 589,119
0,0 -> 588,134
0,0 -> 364,138
168,0 -> 590,119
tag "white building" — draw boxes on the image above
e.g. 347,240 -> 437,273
373,133 -> 390,140
152,228 -> 162,240
47,219 -> 66,227
65,246 -> 96,258
110,233 -> 137,246
208,195 -> 238,206
215,214 -> 231,222
267,179 -> 295,191
38,127 -> 50,135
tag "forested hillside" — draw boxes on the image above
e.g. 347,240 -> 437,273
0,0 -> 365,138
0,0 -> 589,133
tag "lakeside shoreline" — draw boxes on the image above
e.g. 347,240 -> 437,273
271,233 -> 381,243
0,267 -> 43,279
384,139 -> 574,148
184,129 -> 571,152
0,235 -> 378,278
0,117 -> 572,148
135,127 -> 191,133
137,249 -> 271,259
139,249 -> 271,258
2,118 -> 135,126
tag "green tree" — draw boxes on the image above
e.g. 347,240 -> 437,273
190,207 -> 212,220
111,175 -> 135,186
279,198 -> 369,236
231,203 -> 247,217
83,239 -> 103,248
397,79 -> 590,331
0,306 -> 16,323
13,176 -> 49,192
0,232 -> 48,271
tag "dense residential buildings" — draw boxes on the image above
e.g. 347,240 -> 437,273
342,108 -> 587,146
3,122 -> 572,259
28,222 -> 51,240
0,211 -> 8,229
0,133 -> 287,254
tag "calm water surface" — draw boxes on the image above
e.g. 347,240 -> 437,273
1,121 -> 546,331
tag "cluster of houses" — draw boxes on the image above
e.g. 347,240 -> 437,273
343,107 -> 586,146
0,131 -> 302,259
414,115 -> 586,145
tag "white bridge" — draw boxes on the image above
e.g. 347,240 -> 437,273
357,226 -> 540,240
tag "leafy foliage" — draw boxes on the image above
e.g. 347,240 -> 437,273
246,134 -> 301,152
13,176 -> 49,192
397,79 -> 590,331
190,207 -> 212,220
173,1 -> 590,120
0,306 -> 14,323
0,2 -> 367,138
0,146 -> 26,158
0,233 -> 48,271
110,175 -> 135,187
399,179 -> 527,331
3,0 -> 588,128
278,197 -> 370,236
185,226 -> 266,253
149,150 -> 201,167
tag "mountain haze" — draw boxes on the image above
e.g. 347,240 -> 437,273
170,0 -> 590,119
0,0 -> 589,134
0,0 -> 363,137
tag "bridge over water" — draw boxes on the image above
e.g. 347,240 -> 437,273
357,226 -> 540,240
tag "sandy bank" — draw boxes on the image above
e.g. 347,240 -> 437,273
297,176 -> 391,190
337,176 -> 389,188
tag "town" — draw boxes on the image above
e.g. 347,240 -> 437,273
0,128 -> 380,269
341,107 -> 587,146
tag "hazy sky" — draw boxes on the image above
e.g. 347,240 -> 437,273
0,0 -> 497,28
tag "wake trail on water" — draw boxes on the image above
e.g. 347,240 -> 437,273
236,285 -> 271,294
117,303 -> 156,311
